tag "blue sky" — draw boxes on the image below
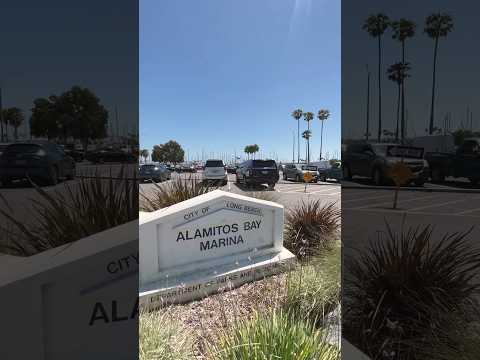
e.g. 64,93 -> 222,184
140,0 -> 340,162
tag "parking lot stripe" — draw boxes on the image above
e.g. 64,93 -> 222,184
455,207 -> 480,216
341,194 -> 395,204
347,194 -> 440,210
407,199 -> 467,212
344,207 -> 480,217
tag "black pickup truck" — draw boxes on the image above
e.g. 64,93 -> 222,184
425,138 -> 480,185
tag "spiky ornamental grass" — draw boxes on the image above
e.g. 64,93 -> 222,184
283,243 -> 341,328
343,221 -> 480,360
208,309 -> 339,360
139,309 -> 194,360
284,200 -> 340,260
139,176 -> 217,212
0,167 -> 137,256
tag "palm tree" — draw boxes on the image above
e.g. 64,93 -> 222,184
387,62 -> 411,142
425,13 -> 453,135
244,145 -> 251,159
303,112 -> 314,163
301,130 -> 311,163
391,18 -> 416,142
317,109 -> 330,160
1,109 -> 9,141
3,107 -> 24,141
291,109 -> 303,163
363,13 -> 390,141
252,144 -> 259,159
140,149 -> 149,163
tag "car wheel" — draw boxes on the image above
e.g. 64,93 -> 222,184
430,167 -> 445,183
320,175 -> 327,182
295,174 -> 301,182
283,172 -> 287,180
2,177 -> 12,188
268,183 -> 275,190
48,166 -> 59,186
372,168 -> 383,186
414,179 -> 425,187
342,164 -> 352,180
469,177 -> 480,186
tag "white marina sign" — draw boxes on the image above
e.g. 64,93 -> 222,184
139,189 -> 295,310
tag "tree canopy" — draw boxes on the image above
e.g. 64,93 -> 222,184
30,86 -> 108,147
151,140 -> 184,164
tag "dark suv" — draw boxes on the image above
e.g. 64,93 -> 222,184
0,141 -> 76,186
235,159 -> 279,189
342,142 -> 429,186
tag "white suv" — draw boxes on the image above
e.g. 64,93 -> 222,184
203,159 -> 228,185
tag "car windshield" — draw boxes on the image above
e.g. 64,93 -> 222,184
252,160 -> 276,168
301,165 -> 318,171
205,160 -> 224,167
3,144 -> 42,155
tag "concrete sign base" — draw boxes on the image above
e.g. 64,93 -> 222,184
140,247 -> 295,310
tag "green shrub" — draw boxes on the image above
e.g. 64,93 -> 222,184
140,176 -> 216,211
344,222 -> 480,359
284,200 -> 340,259
283,243 -> 340,327
0,167 -> 137,256
209,309 -> 339,360
139,310 -> 193,360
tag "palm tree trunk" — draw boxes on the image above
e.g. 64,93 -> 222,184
366,67 -> 370,140
320,120 -> 324,160
401,40 -> 406,143
14,125 -> 18,141
4,121 -> 8,142
297,119 -> 300,163
395,84 -> 400,141
307,121 -> 310,163
429,37 -> 439,135
377,35 -> 383,142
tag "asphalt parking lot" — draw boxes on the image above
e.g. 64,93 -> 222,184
342,177 -> 480,265
0,163 -> 136,227
140,171 -> 341,210
343,186 -> 480,217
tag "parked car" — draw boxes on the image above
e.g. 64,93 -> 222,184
425,138 -> 480,185
226,165 -> 237,174
236,159 -> 279,189
317,161 -> 343,182
86,147 -> 136,164
0,141 -> 76,186
63,144 -> 84,162
138,163 -> 171,183
203,159 -> 228,185
0,143 -> 12,156
283,163 -> 319,182
342,142 -> 428,186
182,163 -> 197,173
